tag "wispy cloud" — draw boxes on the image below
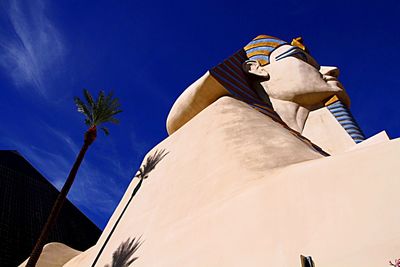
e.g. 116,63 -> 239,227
0,0 -> 65,96
43,122 -> 80,154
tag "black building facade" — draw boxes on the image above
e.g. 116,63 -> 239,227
0,150 -> 101,266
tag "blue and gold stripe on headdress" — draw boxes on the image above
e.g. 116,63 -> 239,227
244,35 -> 287,66
325,96 -> 366,143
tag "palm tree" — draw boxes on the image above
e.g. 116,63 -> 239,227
26,89 -> 122,267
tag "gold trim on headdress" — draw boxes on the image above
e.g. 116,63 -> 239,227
291,37 -> 308,52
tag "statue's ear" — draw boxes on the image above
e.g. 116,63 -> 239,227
242,60 -> 269,79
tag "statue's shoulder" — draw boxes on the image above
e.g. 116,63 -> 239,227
166,71 -> 229,135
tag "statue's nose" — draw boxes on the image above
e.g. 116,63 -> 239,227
320,66 -> 340,77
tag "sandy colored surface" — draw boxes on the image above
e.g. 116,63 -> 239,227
303,107 -> 356,154
166,71 -> 229,135
60,97 -> 400,267
348,131 -> 390,151
19,243 -> 81,267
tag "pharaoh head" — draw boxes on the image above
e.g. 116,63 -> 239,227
241,35 -> 349,108
167,34 -> 352,135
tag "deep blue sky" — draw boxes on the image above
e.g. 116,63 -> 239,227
0,0 -> 399,229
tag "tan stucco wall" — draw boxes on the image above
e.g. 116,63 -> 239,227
19,243 -> 81,267
59,97 -> 400,267
302,107 -> 356,154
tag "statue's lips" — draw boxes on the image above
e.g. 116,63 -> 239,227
323,76 -> 338,82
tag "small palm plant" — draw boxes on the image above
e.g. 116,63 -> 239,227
26,89 -> 122,267
91,149 -> 168,267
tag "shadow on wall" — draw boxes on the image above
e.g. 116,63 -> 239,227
104,237 -> 142,267
91,149 -> 168,267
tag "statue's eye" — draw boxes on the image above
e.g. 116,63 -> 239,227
275,48 -> 308,63
275,48 -> 320,69
290,51 -> 308,62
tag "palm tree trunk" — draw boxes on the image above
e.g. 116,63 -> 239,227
26,140 -> 91,267
91,177 -> 144,267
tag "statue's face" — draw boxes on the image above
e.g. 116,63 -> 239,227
244,44 -> 349,107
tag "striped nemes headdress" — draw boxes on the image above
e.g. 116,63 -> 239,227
209,35 -> 363,146
210,34 -> 301,121
243,35 -> 287,66
244,35 -> 307,66
210,35 -> 308,118
209,35 -> 331,154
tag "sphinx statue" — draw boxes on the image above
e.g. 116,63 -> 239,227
23,35 -> 399,267
166,35 -> 369,163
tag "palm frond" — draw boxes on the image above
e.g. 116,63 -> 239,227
84,118 -> 92,126
94,90 -> 105,123
101,126 -> 110,136
74,97 -> 93,126
104,117 -> 120,125
74,89 -> 122,135
74,97 -> 89,115
92,91 -> 122,126
98,94 -> 121,121
136,149 -> 168,179
83,89 -> 95,108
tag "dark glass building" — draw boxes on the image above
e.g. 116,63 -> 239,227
0,150 -> 101,267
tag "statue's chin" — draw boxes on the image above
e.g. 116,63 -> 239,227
292,88 -> 344,108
